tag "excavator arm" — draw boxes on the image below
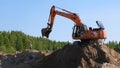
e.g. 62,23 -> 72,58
48,6 -> 82,28
41,5 -> 85,38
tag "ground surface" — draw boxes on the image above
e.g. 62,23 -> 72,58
0,44 -> 120,68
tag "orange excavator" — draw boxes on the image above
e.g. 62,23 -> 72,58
41,5 -> 107,45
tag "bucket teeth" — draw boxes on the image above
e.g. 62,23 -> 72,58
41,28 -> 51,38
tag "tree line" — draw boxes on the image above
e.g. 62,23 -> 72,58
0,31 -> 69,53
0,31 -> 120,53
106,41 -> 120,52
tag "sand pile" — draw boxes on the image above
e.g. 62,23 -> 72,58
0,44 -> 120,68
34,44 -> 120,68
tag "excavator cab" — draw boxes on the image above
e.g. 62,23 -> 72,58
72,24 -> 87,38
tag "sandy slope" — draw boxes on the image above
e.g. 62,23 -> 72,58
0,44 -> 120,68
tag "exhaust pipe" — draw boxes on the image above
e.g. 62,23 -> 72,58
41,27 -> 51,38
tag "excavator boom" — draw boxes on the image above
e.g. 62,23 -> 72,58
41,5 -> 85,38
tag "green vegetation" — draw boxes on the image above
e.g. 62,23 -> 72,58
0,31 -> 120,53
106,41 -> 120,52
0,31 -> 69,53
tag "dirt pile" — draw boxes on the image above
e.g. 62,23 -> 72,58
0,44 -> 120,68
0,50 -> 44,68
34,44 -> 120,68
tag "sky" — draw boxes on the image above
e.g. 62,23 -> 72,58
0,0 -> 120,42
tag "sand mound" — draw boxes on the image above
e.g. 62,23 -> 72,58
0,44 -> 120,68
34,44 -> 120,68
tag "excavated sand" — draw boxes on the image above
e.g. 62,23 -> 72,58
0,44 -> 120,68
34,44 -> 120,68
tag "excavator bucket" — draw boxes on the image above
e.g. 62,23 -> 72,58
41,27 -> 51,38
